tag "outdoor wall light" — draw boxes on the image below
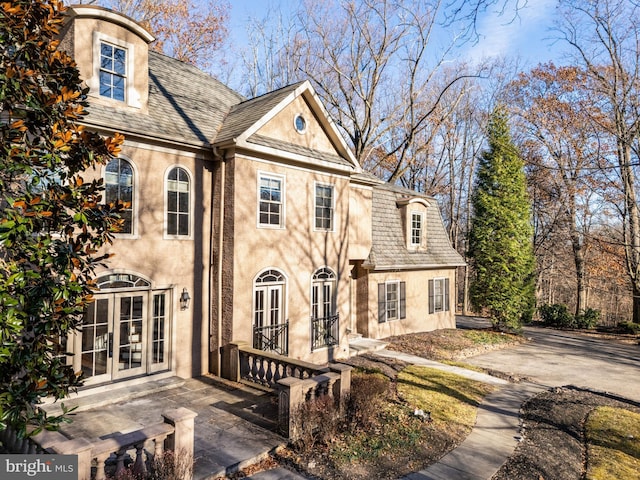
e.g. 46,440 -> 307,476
180,288 -> 191,310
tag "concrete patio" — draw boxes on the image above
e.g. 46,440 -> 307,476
43,375 -> 286,479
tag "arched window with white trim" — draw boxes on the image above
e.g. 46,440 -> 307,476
166,166 -> 191,237
253,269 -> 288,355
311,267 -> 338,351
105,157 -> 134,235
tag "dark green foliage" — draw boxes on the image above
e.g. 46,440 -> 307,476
575,308 -> 600,329
539,304 -> 600,330
539,303 -> 574,328
617,321 -> 640,335
0,0 -> 124,436
468,105 -> 535,332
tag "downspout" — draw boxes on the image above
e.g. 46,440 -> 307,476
211,146 -> 225,376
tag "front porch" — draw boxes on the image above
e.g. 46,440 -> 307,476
42,376 -> 284,479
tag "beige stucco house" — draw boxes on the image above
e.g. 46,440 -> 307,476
58,5 -> 464,388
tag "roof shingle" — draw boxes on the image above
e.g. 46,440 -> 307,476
366,184 -> 465,270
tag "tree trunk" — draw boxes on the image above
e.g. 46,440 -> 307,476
633,285 -> 640,324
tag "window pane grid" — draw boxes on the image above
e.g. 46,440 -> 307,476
259,176 -> 283,226
105,158 -> 134,234
411,213 -> 422,245
315,185 -> 333,230
167,167 -> 190,236
152,294 -> 166,364
386,282 -> 399,320
100,43 -> 126,101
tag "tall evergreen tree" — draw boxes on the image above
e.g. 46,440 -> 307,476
468,105 -> 535,331
0,0 -> 124,436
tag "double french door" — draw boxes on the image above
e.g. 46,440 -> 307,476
253,283 -> 288,355
74,290 -> 170,385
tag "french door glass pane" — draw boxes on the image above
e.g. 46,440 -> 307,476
118,296 -> 143,371
152,294 -> 166,364
81,299 -> 109,377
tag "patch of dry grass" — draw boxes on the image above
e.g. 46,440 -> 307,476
586,406 -> 640,480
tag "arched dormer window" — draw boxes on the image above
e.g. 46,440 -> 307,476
105,157 -> 134,235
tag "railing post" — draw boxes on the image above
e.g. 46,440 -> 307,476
51,437 -> 93,480
277,376 -> 307,439
221,341 -> 247,381
329,363 -> 353,403
162,407 -> 197,472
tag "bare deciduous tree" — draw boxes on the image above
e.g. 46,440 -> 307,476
90,0 -> 229,71
558,0 -> 640,322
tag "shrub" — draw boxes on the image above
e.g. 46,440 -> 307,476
290,371 -> 390,455
292,394 -> 340,454
344,372 -> 389,431
539,303 -> 575,328
618,321 -> 640,335
575,308 -> 600,329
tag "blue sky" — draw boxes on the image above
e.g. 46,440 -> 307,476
227,0 -> 566,68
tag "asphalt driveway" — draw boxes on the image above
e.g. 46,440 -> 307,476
457,316 -> 640,403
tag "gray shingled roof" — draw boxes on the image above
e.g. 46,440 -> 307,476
366,184 -> 465,270
84,51 -> 245,146
247,134 -> 353,168
214,83 -> 304,145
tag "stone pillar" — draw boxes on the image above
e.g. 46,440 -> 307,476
277,376 -> 309,439
52,437 -> 93,480
221,341 -> 247,381
162,407 -> 198,465
329,363 -> 353,401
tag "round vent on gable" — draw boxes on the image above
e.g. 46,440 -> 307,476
294,114 -> 307,134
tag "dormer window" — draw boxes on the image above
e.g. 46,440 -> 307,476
90,31 -> 143,109
100,42 -> 127,101
397,197 -> 429,251
410,212 -> 423,246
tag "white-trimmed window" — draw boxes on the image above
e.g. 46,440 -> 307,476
90,32 -> 141,108
258,173 -> 284,228
105,157 -> 134,235
314,183 -> 334,231
311,267 -> 338,350
253,269 -> 288,355
99,42 -> 127,101
410,212 -> 423,246
166,167 -> 191,237
429,278 -> 450,314
378,281 -> 406,323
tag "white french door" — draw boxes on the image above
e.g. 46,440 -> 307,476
75,290 -> 170,385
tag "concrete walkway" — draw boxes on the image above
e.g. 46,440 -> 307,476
373,349 -> 545,480
403,382 -> 544,480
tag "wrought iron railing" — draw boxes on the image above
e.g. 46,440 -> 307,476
253,321 -> 288,356
311,313 -> 339,351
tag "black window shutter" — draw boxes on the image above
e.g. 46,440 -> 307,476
400,282 -> 406,319
378,283 -> 386,323
428,279 -> 434,314
444,278 -> 450,312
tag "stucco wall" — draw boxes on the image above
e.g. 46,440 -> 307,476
84,141 -> 214,379
256,96 -> 338,154
348,184 -> 373,260
227,153 -> 352,363
63,10 -> 150,112
364,268 -> 457,340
